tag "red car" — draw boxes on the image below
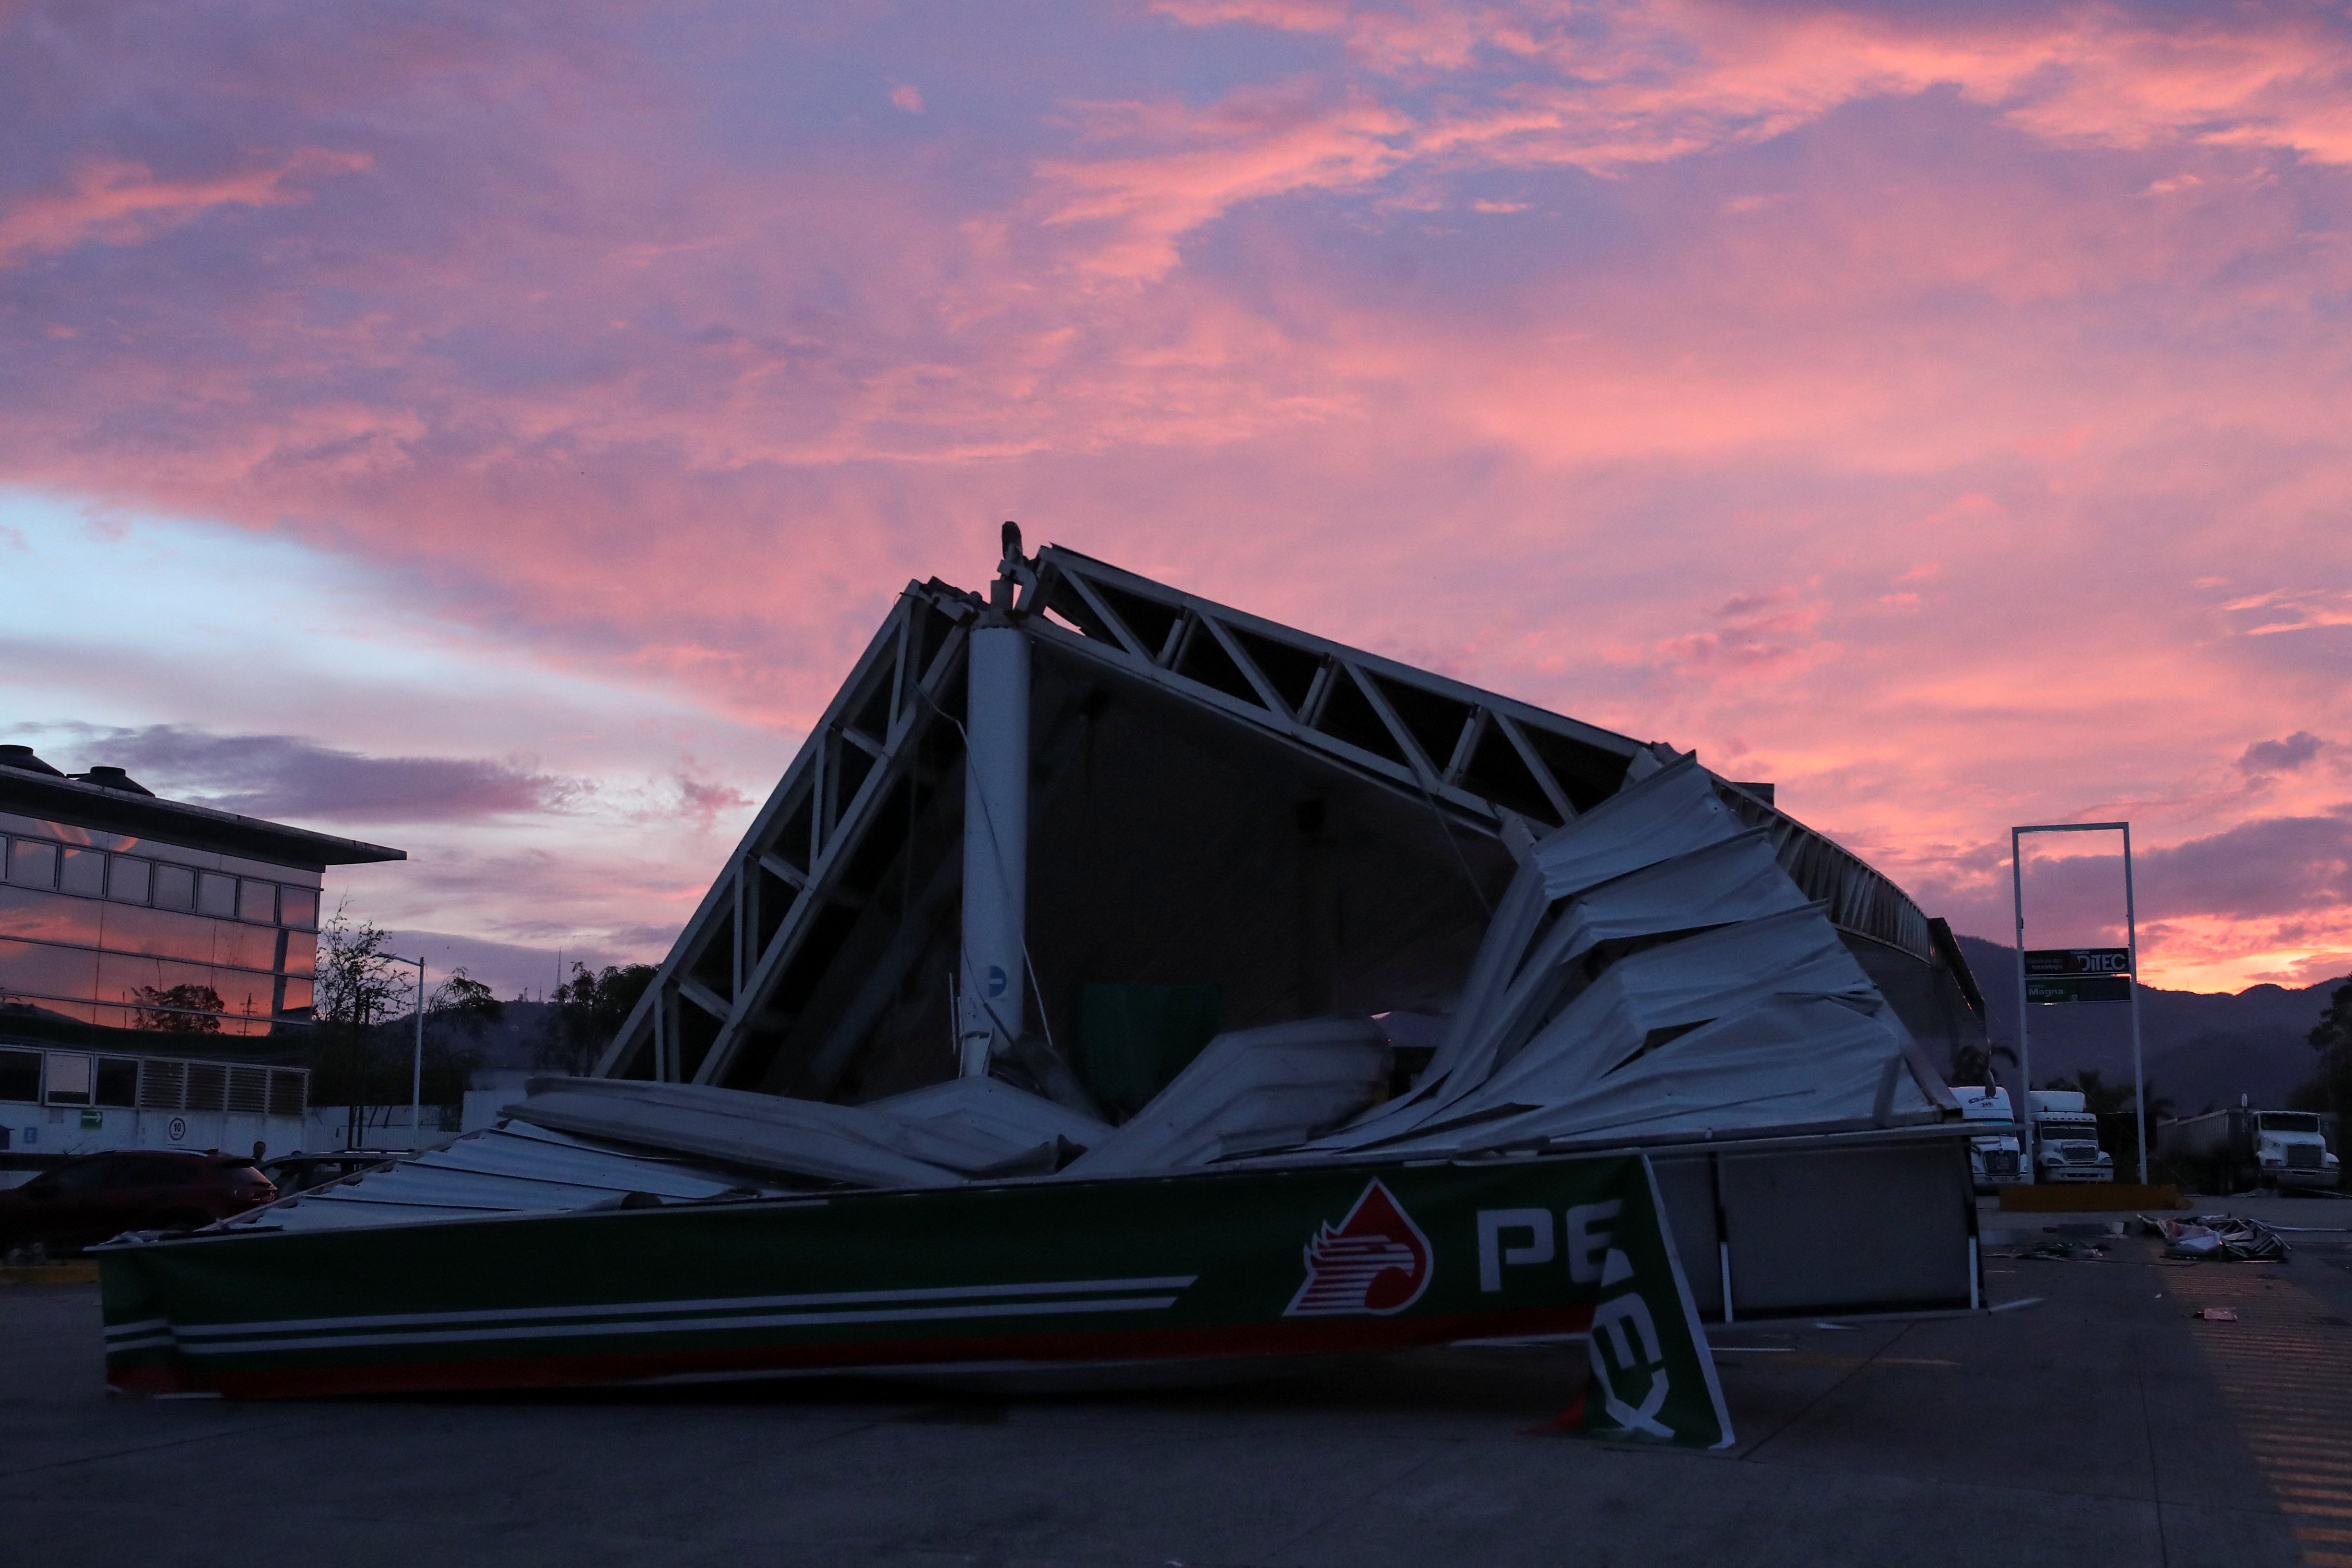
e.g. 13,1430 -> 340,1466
0,1151 -> 278,1256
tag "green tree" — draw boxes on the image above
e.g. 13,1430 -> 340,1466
538,962 -> 657,1075
307,908 -> 423,1133
2041,1069 -> 2172,1119
132,982 -> 225,1033
387,967 -> 501,1112
427,968 -> 504,1042
1948,1036 -> 2018,1087
2290,979 -> 2352,1115
314,907 -> 410,1035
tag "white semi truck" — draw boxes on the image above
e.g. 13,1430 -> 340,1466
2027,1089 -> 2114,1184
2158,1108 -> 2340,1194
1950,1086 -> 2023,1191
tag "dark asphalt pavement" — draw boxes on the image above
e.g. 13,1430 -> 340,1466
2,1200 -> 2348,1567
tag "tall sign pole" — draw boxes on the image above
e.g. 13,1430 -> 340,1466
2123,824 -> 2146,1184
2010,821 -> 2144,1185
2010,828 -> 2032,1180
412,956 -> 426,1144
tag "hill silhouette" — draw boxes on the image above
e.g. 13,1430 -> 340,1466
1954,935 -> 2345,1112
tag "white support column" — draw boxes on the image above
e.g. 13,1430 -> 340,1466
957,537 -> 1033,1077
2011,828 -> 2032,1184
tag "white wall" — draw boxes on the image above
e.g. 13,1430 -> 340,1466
2,1104 -> 307,1159
461,1069 -> 540,1133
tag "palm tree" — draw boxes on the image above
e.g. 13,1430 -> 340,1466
1948,1037 -> 2019,1087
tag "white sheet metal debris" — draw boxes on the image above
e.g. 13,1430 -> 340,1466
2157,1214 -> 2293,1261
1059,1018 -> 1390,1178
230,1120 -> 776,1231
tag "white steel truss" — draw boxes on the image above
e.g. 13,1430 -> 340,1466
595,546 -> 1929,1090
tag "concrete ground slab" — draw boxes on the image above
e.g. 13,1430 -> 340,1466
0,1226 -> 2338,1568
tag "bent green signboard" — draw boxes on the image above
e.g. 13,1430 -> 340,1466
100,1152 -> 1732,1447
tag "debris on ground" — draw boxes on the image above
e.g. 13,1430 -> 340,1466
2156,1214 -> 2292,1262
2019,1238 -> 2108,1261
2193,1308 -> 2240,1321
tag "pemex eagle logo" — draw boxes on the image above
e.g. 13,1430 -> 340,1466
1284,1179 -> 1433,1317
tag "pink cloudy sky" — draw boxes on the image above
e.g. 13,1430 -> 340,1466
5,0 -> 2351,998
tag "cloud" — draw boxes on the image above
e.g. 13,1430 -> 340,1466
1971,807 -> 2349,956
63,725 -> 584,825
889,83 -> 924,114
675,773 -> 754,828
3,0 -> 2352,991
1038,88 -> 1411,280
2240,731 -> 2325,775
2140,812 -> 2352,923
0,149 -> 369,263
1108,1 -> 2352,265
2222,589 -> 2352,637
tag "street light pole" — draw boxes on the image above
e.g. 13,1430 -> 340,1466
387,955 -> 428,1149
411,955 -> 425,1145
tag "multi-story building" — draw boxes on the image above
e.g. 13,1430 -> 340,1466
0,743 -> 402,1163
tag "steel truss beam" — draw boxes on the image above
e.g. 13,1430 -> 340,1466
594,582 -> 978,1087
1028,547 -> 1927,960
598,548 -> 1931,1088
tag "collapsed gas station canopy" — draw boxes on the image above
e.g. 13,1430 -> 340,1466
592,537 -> 1984,1123
118,537 -> 1993,1403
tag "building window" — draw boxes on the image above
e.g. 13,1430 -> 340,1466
95,1057 -> 138,1108
58,847 -> 105,897
107,855 -> 151,904
1,838 -> 316,930
0,1049 -> 37,1103
153,863 -> 196,910
6,839 -> 58,889
44,1052 -> 93,1105
0,836 -> 324,1042
196,872 -> 236,918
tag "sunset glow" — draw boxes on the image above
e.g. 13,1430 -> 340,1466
5,1 -> 2349,996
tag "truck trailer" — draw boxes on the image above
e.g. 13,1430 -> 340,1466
1950,1085 -> 2022,1191
2027,1090 -> 2113,1184
2158,1108 -> 2339,1193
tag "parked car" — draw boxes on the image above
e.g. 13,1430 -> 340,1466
0,1152 -> 71,1193
259,1151 -> 402,1195
0,1152 -> 277,1256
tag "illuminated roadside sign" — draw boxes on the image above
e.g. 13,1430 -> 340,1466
2022,948 -> 2132,977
